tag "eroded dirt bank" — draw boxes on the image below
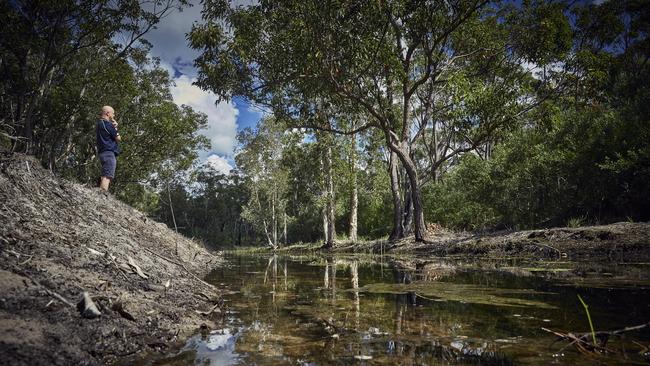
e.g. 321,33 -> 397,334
0,153 -> 222,365
359,222 -> 650,261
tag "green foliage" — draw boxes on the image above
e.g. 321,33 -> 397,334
0,0 -> 210,216
566,216 -> 586,228
423,1 -> 650,231
508,1 -> 573,65
154,166 -> 253,249
425,155 -> 499,230
3,0 -> 648,249
428,103 -> 649,230
236,118 -> 291,247
356,146 -> 393,239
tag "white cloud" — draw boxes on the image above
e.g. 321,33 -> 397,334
158,59 -> 177,79
144,0 -> 260,77
170,75 -> 239,156
206,154 -> 234,175
143,1 -> 203,77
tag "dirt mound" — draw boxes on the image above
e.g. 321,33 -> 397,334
0,153 -> 222,365
374,222 -> 650,260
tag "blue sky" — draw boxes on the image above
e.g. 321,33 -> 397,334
143,0 -> 261,174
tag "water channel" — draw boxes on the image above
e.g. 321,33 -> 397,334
157,253 -> 650,365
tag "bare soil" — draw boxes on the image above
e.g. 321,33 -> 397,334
360,222 -> 650,261
0,153 -> 222,365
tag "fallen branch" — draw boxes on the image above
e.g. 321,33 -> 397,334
44,287 -> 76,308
127,255 -> 149,279
107,256 -> 129,281
142,246 -> 217,291
542,322 -> 650,355
13,266 -> 76,308
529,242 -> 562,258
195,302 -> 221,316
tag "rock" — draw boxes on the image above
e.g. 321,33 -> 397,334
77,292 -> 101,319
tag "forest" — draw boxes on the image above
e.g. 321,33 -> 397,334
1,0 -> 648,250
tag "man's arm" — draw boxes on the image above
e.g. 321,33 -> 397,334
104,121 -> 121,141
111,120 -> 122,142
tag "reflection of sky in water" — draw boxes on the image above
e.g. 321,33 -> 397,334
184,328 -> 240,365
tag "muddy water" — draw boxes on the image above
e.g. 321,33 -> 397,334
161,254 -> 650,365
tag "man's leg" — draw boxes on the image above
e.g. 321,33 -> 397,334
99,176 -> 111,191
98,151 -> 116,192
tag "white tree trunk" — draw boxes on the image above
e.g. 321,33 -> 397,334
348,135 -> 358,243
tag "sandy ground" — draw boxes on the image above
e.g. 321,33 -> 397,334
0,153 -> 223,365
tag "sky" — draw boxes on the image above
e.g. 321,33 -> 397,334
143,0 -> 262,175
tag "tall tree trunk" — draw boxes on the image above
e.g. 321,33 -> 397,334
388,151 -> 404,240
322,206 -> 329,243
320,151 -> 329,244
272,183 -> 277,247
255,188 -> 276,248
318,131 -> 337,249
348,135 -> 358,243
167,183 -> 178,233
20,65 -> 55,154
391,143 -> 426,242
325,144 -> 337,248
402,178 -> 413,236
167,182 -> 179,255
283,212 -> 287,246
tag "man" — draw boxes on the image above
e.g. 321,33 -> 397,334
96,105 -> 122,191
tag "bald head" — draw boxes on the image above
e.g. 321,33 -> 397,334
100,105 -> 115,120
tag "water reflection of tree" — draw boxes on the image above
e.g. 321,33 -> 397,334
238,256 -> 514,364
350,260 -> 360,331
264,254 -> 278,303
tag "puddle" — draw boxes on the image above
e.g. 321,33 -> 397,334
153,254 -> 650,365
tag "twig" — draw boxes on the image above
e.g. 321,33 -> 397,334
108,258 -> 129,281
11,266 -> 77,308
606,322 -> 650,336
414,292 -> 439,302
542,327 -> 612,353
195,302 -> 221,316
541,323 -> 650,355
142,247 -> 217,291
5,249 -> 23,258
43,288 -> 76,308
530,242 -> 562,258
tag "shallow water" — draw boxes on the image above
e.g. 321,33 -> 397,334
158,253 -> 650,365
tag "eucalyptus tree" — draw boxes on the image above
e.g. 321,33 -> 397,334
236,118 -> 290,249
346,133 -> 359,243
190,0 -> 541,242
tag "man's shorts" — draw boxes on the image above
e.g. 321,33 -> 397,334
99,151 -> 117,179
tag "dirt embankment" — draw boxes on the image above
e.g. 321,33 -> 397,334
367,222 -> 650,261
0,153 -> 222,365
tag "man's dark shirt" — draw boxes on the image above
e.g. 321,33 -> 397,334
96,119 -> 119,154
